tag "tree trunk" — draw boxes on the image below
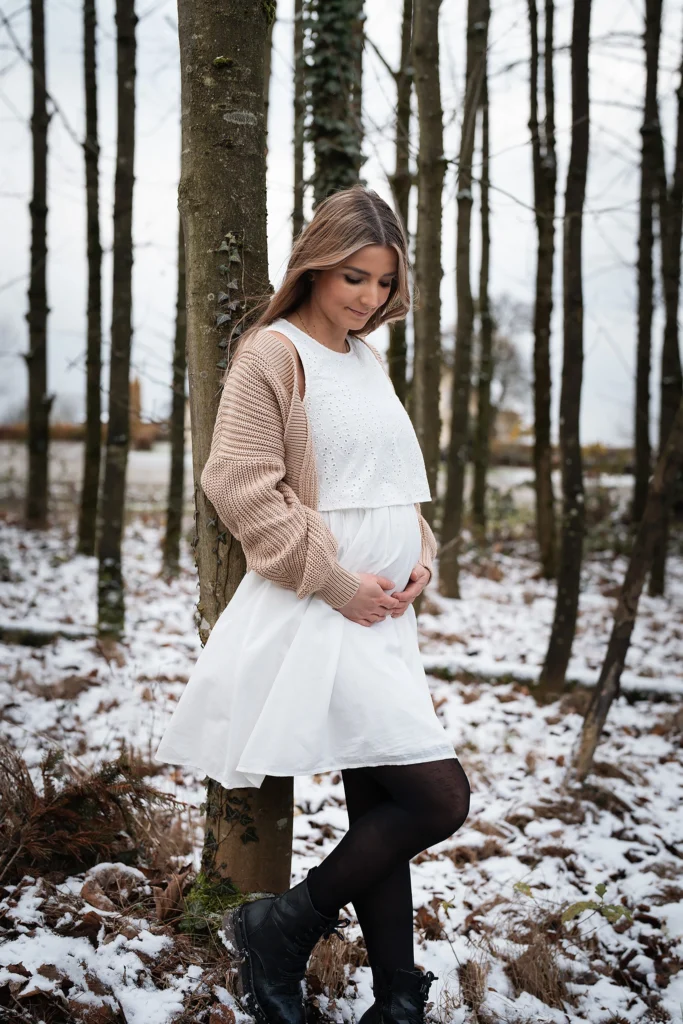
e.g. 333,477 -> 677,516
292,0 -> 305,239
572,394 -> 683,782
77,0 -> 103,557
472,61 -> 491,535
162,218 -> 186,577
25,0 -> 52,530
97,0 -> 136,637
411,0 -> 445,528
263,1 -> 276,126
539,0 -> 591,692
306,0 -> 364,206
177,0 -> 291,895
439,0 -> 489,596
633,0 -> 663,525
387,0 -> 413,406
528,0 -> 557,579
649,38 -> 683,596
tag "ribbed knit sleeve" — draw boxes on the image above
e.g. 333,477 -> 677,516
200,348 -> 361,610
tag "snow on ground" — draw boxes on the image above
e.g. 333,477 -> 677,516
1,516 -> 682,1024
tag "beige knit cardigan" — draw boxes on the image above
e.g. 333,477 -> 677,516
200,328 -> 438,610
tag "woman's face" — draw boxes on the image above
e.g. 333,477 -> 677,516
310,244 -> 398,332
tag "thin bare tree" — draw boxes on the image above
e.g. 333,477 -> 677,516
97,0 -> 136,636
440,0 -> 490,596
650,34 -> 683,596
472,54 -> 492,535
162,219 -> 186,577
177,1 -> 291,894
293,0 -> 305,239
77,0 -> 103,556
25,0 -> 52,529
528,0 -> 557,578
633,0 -> 663,525
411,0 -> 445,527
572,394 -> 683,782
539,0 -> 592,692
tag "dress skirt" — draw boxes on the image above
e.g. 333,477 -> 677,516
155,502 -> 457,789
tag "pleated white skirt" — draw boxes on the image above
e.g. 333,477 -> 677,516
155,503 -> 457,788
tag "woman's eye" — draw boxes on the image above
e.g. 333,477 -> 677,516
344,276 -> 362,285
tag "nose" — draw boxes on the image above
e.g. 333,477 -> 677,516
360,283 -> 381,310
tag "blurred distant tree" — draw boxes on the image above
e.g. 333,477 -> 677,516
540,0 -> 592,693
633,0 -> 663,525
97,0 -> 137,636
472,56 -> 491,536
440,0 -> 490,597
25,0 -> 53,529
162,219 -> 186,578
528,0 -> 557,579
177,0 -> 291,895
650,32 -> 683,596
77,0 -> 103,557
293,0 -> 305,239
305,0 -> 365,205
412,0 -> 445,528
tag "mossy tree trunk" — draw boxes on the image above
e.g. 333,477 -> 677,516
412,0 -> 445,530
177,0 -> 293,895
25,0 -> 52,530
97,0 -> 136,636
528,0 -> 557,579
439,0 -> 489,596
472,61 -> 491,537
572,395 -> 683,782
162,218 -> 186,577
650,36 -> 683,596
305,0 -> 365,205
539,0 -> 592,692
633,0 -> 663,525
77,0 -> 103,557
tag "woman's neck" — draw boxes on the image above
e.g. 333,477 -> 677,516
289,304 -> 349,354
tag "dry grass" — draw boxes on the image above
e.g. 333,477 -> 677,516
0,742 -> 181,884
505,936 -> 570,1009
457,957 -> 489,1015
306,932 -> 368,999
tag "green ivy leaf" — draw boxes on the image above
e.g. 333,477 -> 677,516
595,882 -> 607,899
513,881 -> 534,898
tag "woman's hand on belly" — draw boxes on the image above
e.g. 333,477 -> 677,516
388,563 -> 431,617
337,572 -> 400,627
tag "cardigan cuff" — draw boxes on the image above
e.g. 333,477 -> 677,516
317,562 -> 362,609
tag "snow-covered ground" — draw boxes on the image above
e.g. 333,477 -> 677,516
1,516 -> 682,1024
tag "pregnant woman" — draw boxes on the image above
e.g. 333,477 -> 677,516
156,185 -> 470,1024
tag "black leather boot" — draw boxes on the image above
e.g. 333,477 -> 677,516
358,965 -> 438,1024
221,872 -> 347,1024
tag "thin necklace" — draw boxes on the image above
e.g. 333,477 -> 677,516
295,309 -> 349,354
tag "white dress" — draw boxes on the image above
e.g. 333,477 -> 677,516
155,318 -> 458,789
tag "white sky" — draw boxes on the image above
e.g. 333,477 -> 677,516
0,0 -> 682,444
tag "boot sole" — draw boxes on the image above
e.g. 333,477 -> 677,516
222,903 -> 271,1024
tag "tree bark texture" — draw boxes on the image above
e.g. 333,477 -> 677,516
292,0 -> 305,239
97,0 -> 136,637
177,0 -> 292,895
305,0 -> 364,206
77,0 -> 103,556
411,0 -> 445,528
633,0 -> 663,525
472,67 -> 491,535
263,0 -> 276,128
528,0 -> 557,579
572,394 -> 683,782
387,0 -> 413,406
25,0 -> 52,530
440,0 -> 489,596
539,0 -> 591,691
650,38 -> 683,596
163,218 -> 187,577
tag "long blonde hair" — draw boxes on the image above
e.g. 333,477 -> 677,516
234,184 -> 411,356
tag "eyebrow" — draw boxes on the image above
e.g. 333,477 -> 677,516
344,265 -> 397,278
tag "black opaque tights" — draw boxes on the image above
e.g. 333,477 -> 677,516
305,757 -> 470,973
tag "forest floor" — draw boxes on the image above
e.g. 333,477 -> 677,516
0,510 -> 682,1024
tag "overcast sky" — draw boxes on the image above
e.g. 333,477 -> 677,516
1,0 -> 682,444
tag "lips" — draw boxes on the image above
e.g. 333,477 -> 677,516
348,308 -> 370,317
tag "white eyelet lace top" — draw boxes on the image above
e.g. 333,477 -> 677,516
268,317 -> 432,512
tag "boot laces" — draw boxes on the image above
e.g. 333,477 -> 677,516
419,970 -> 438,1000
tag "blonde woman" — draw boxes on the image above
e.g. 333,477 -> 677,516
156,185 -> 470,1024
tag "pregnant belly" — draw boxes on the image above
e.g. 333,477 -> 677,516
319,504 -> 423,595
